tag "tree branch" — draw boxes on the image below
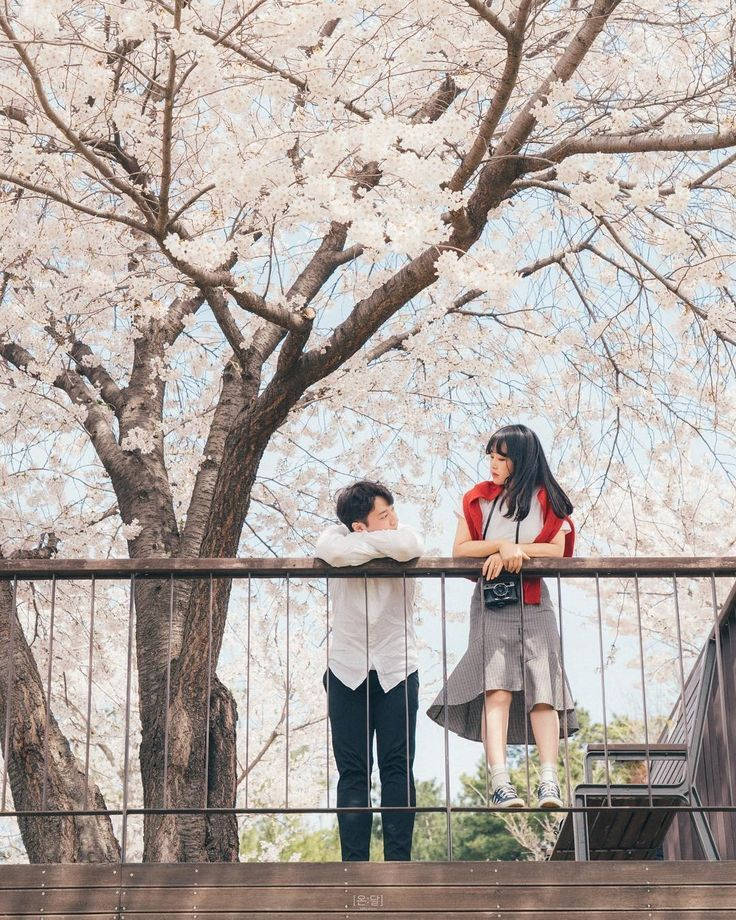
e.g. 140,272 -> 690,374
448,18 -> 525,193
540,126 -> 736,164
0,339 -> 128,477
465,0 -> 623,231
463,0 -> 513,43
0,172 -> 149,233
0,11 -> 157,223
596,216 -> 736,348
151,0 -> 370,121
158,31 -> 179,232
43,319 -> 126,414
180,358 -> 247,557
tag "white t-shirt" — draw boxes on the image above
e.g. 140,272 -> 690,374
458,493 -> 571,543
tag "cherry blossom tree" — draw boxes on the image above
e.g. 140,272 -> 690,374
2,0 -> 736,862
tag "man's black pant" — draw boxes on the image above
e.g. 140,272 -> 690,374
324,668 -> 419,861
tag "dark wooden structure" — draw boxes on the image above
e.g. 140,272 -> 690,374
552,582 -> 736,861
550,742 -> 717,861
658,594 -> 736,859
2,861 -> 736,918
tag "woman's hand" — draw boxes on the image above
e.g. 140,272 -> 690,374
497,540 -> 530,574
482,552 -> 504,580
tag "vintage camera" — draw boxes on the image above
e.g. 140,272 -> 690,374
482,575 -> 520,609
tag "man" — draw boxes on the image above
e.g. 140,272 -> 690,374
315,481 -> 424,861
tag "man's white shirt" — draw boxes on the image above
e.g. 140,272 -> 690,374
314,523 -> 425,692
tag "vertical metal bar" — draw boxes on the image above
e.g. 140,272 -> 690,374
204,574 -> 214,810
83,576 -> 96,810
163,575 -> 175,810
363,575 -> 370,808
594,574 -> 611,806
402,573 -> 410,805
633,574 -> 653,806
325,575 -> 330,810
245,574 -> 252,808
285,573 -> 290,810
672,576 -> 692,803
557,574 -> 572,807
120,575 -> 136,865
519,573 -> 531,803
481,576 -> 490,807
41,575 -> 57,811
1,576 -> 18,812
440,573 -> 452,860
710,573 -> 734,805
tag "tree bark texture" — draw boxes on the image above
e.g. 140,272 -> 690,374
0,563 -> 120,862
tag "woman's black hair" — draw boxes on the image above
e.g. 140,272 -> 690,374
336,480 -> 394,531
485,424 -> 573,521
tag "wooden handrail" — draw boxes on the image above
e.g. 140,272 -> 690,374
1,555 -> 736,579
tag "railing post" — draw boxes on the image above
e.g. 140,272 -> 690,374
120,574 -> 136,866
325,574 -> 330,810
41,574 -> 57,812
594,573 -> 611,804
633,573 -> 653,806
710,573 -> 734,806
440,572 -> 452,861
1,576 -> 18,813
163,575 -> 175,810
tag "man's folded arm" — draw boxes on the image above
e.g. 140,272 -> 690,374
315,525 -> 425,567
360,527 -> 425,562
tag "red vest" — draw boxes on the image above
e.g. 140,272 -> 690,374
462,481 -> 575,605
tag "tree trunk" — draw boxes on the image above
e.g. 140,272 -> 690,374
142,412 -> 271,861
205,677 -> 239,862
0,573 -> 120,862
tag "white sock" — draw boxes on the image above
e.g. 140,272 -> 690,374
489,763 -> 511,791
540,762 -> 558,785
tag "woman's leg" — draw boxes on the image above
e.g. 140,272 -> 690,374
482,690 -> 524,804
529,703 -> 559,764
530,703 -> 562,805
482,689 -> 512,772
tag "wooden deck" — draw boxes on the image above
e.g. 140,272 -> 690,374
2,861 -> 736,918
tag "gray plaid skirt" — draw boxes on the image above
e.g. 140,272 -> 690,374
426,579 -> 578,744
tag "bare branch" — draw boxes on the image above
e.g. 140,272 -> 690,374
202,287 -> 251,368
159,292 -> 207,347
596,216 -> 736,348
166,184 -> 216,230
465,0 -> 623,231
409,73 -> 461,124
0,11 -> 157,223
0,172 -> 149,233
158,37 -> 179,232
541,126 -> 736,164
151,0 -> 370,121
463,0 -> 513,43
0,339 -> 128,478
43,319 -> 126,413
156,240 -> 307,331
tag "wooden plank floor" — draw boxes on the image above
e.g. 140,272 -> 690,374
1,861 -> 736,918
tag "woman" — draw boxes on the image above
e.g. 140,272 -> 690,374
427,424 -> 578,809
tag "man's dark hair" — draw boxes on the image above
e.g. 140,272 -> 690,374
335,480 -> 394,531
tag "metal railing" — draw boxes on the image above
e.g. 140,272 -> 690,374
2,555 -> 736,863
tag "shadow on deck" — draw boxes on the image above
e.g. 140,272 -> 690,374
2,861 -> 736,918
